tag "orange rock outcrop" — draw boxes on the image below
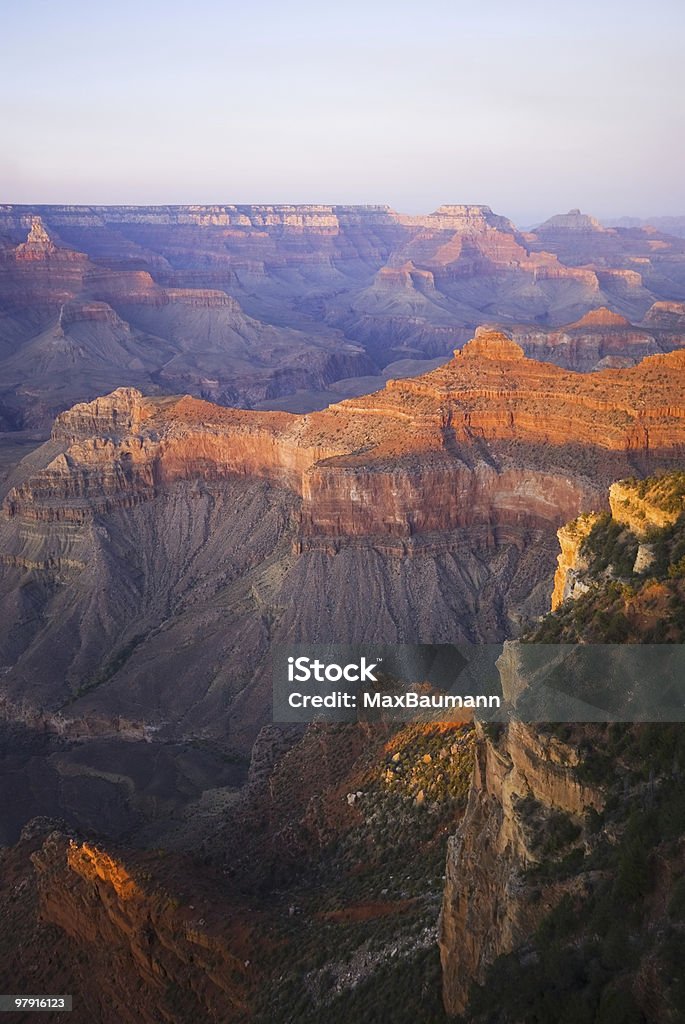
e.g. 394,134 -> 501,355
5,333 -> 685,542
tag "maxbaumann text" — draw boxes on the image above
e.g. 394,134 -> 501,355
287,692 -> 501,709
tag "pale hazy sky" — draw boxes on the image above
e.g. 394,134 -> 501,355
2,0 -> 683,224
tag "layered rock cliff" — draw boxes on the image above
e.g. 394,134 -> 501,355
439,717 -> 603,1015
0,338 -> 683,761
0,215 -> 375,426
0,216 -> 91,311
609,475 -> 685,539
551,512 -> 600,610
508,306 -> 685,372
5,333 -> 685,536
0,821 -> 258,1024
440,471 -> 685,1019
2,203 -> 685,428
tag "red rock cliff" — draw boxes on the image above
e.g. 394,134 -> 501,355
4,333 -> 685,539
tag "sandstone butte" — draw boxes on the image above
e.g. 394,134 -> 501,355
4,331 -> 685,542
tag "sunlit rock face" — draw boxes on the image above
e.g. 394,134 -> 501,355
0,336 -> 683,756
551,513 -> 599,610
608,476 -> 685,539
439,717 -> 604,1015
5,336 -> 685,533
16,827 -> 255,1024
1,203 -> 685,428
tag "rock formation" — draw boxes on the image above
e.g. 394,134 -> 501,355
439,718 -> 604,1014
440,471 -> 685,1017
508,308 -> 660,371
2,203 -> 685,427
535,209 -> 607,234
5,335 -> 685,537
0,719 -> 475,1024
643,301 -> 685,329
551,512 -> 600,610
609,477 -> 685,539
0,336 -> 683,759
0,822 -> 257,1024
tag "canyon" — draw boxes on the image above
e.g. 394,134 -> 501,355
0,333 -> 683,851
3,472 -> 685,1022
1,204 -> 685,429
1,203 -> 685,1022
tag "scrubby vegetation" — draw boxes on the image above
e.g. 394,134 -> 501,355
581,512 -> 639,577
623,470 -> 685,514
466,723 -> 685,1024
472,473 -> 685,1022
304,946 -> 449,1024
530,486 -> 685,644
252,723 -> 473,1024
67,633 -> 146,702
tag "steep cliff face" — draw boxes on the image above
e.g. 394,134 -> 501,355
5,334 -> 685,534
439,719 -> 603,1015
0,204 -> 398,233
551,512 -> 600,609
441,720 -> 685,1021
0,822 -> 257,1024
0,346 -> 682,812
440,471 -> 685,1019
609,476 -> 685,539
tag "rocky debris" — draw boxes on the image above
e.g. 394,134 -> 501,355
305,923 -> 438,1004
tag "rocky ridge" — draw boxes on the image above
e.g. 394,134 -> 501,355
0,339 -> 683,757
439,717 -> 604,1014
440,472 -> 685,1018
2,204 -> 685,427
508,305 -> 685,372
5,333 -> 685,540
